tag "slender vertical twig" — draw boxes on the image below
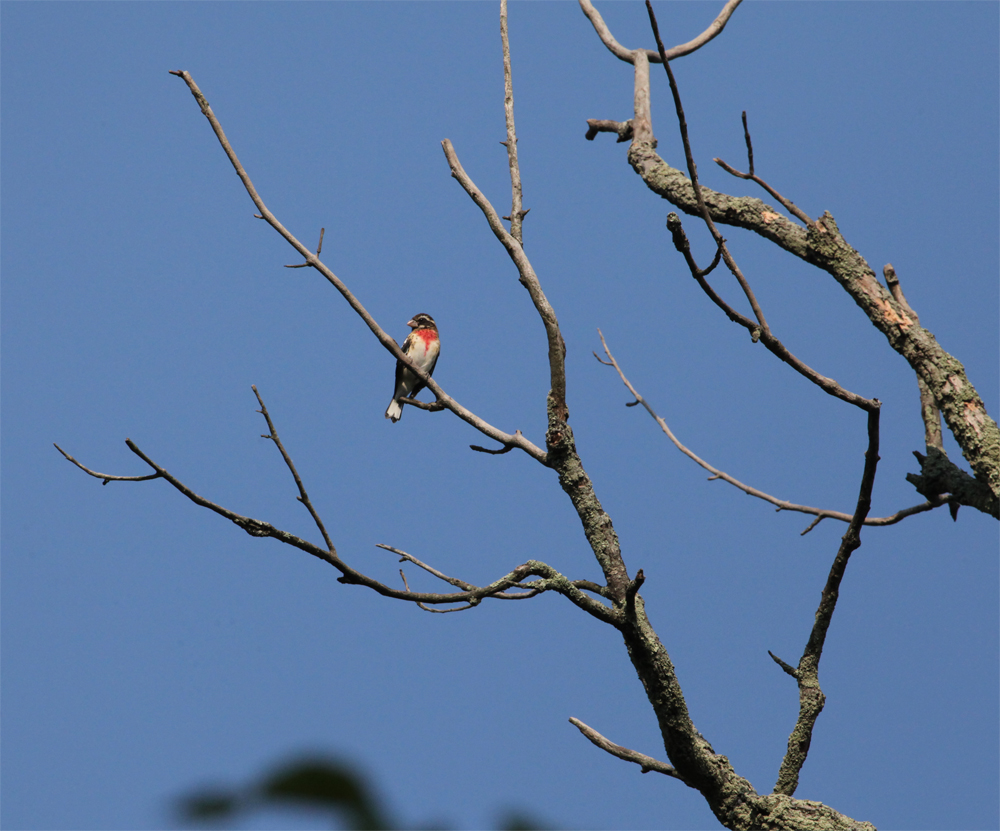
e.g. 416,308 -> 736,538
645,1 -> 770,334
773,404 -> 881,796
500,0 -> 526,245
252,385 -> 335,554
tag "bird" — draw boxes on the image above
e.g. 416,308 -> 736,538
385,313 -> 440,422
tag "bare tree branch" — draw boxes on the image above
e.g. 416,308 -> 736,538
439,70 -> 633,606
500,0 -> 526,246
595,332 -> 947,532
646,0 -> 769,334
640,6 -> 881,418
252,385 -> 335,554
664,212 -> 877,411
440,139 -> 566,419
882,263 -> 944,454
285,227 -> 325,268
54,443 -> 161,485
773,404 -> 881,796
568,717 -> 682,780
713,112 -> 814,226
167,70 -> 546,464
581,34 -> 999,507
59,431 -> 611,617
579,0 -> 743,65
585,118 -> 633,143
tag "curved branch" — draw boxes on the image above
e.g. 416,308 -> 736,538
54,443 -> 161,485
595,333 -> 947,532
665,212 -> 875,412
169,70 -> 546,465
624,140 -> 998,505
579,0 -> 743,65
585,6 -> 997,503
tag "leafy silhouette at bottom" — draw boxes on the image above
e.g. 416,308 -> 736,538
177,754 -> 551,830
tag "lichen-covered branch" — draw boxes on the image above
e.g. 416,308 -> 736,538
628,141 -> 998,514
581,4 -> 998,515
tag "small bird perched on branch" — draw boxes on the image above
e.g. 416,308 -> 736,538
385,313 -> 440,422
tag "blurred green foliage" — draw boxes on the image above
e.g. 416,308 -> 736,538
177,754 -> 553,830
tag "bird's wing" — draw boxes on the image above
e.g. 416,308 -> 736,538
393,332 -> 416,394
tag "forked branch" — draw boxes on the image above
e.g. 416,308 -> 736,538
57,390 -> 616,623
773,405 -> 881,796
580,0 -> 743,65
168,70 -> 546,464
713,112 -> 814,226
596,332 -> 946,533
582,8 -> 999,509
441,140 -> 566,418
665,213 -> 879,413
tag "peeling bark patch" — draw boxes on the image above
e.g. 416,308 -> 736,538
762,211 -> 781,223
966,401 -> 988,438
873,296 -> 914,330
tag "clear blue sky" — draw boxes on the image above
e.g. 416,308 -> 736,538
3,3 -> 997,830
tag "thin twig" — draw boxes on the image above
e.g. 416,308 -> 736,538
284,227 -> 326,268
596,331 -> 941,531
500,0 -> 526,245
741,110 -> 754,176
568,717 -> 682,779
169,70 -> 546,464
470,444 -> 515,455
53,443 -> 161,485
470,435 -> 520,455
441,139 -> 567,419
252,385 -> 335,554
665,213 -> 879,413
378,543 -> 475,592
396,398 -> 446,413
883,263 -> 944,453
714,158 -> 813,227
646,1 -> 770,334
767,650 -> 799,679
399,569 -> 478,614
712,112 -> 814,226
773,404 -> 881,797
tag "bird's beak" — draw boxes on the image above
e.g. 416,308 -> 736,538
406,318 -> 418,328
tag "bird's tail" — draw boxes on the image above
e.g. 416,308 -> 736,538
385,398 -> 403,422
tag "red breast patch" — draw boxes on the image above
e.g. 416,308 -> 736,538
415,329 -> 438,347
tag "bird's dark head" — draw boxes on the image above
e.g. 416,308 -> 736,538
407,313 -> 437,331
